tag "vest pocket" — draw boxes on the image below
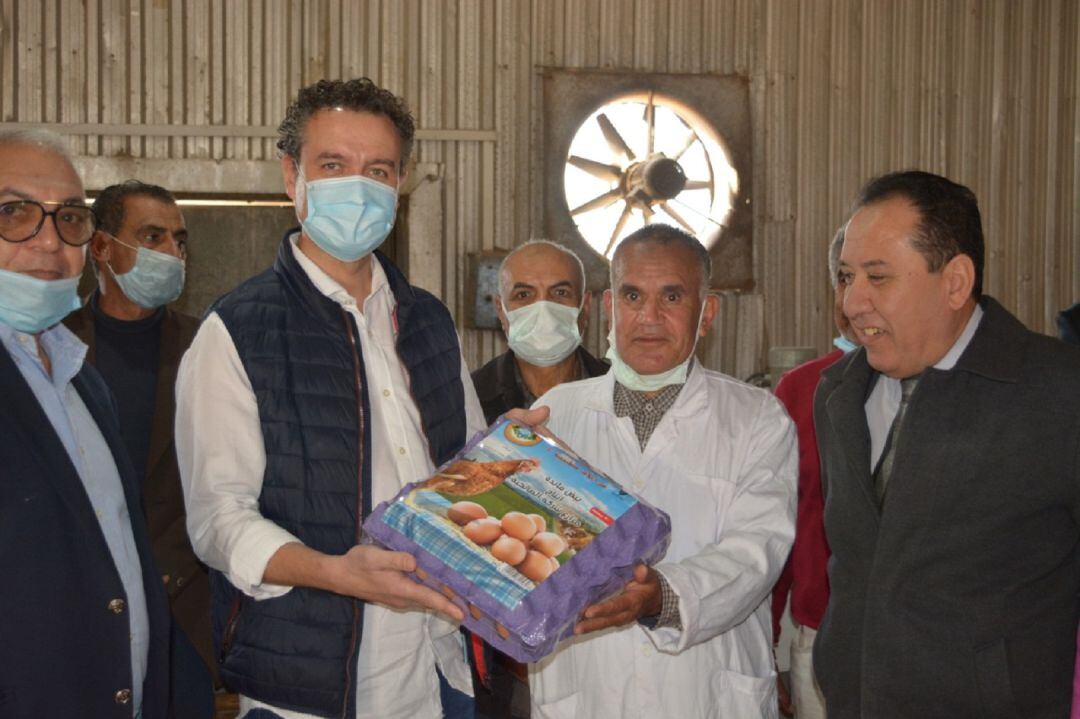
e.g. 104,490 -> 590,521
974,639 -> 1019,717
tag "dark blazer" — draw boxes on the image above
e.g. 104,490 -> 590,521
1059,301 -> 1080,346
65,302 -> 212,674
812,297 -> 1080,719
0,339 -> 170,718
472,346 -> 610,424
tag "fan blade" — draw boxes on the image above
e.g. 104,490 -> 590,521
672,132 -> 697,161
597,113 -> 636,161
642,204 -> 654,224
603,203 -> 635,257
570,188 -> 622,216
684,180 -> 711,191
670,198 -> 727,228
567,155 -> 623,183
659,201 -> 695,234
645,91 -> 655,156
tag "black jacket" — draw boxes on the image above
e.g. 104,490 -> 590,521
813,297 -> 1080,719
1058,301 -> 1080,346
0,338 -> 170,718
64,301 -> 213,676
472,347 -> 609,424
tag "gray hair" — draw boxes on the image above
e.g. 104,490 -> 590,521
0,128 -> 74,164
610,224 -> 711,299
498,239 -> 587,303
828,225 -> 845,287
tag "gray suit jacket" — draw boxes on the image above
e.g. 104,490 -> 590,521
813,296 -> 1080,719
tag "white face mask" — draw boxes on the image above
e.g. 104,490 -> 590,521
833,335 -> 858,353
502,299 -> 582,367
0,268 -> 81,334
605,298 -> 707,392
103,234 -> 185,309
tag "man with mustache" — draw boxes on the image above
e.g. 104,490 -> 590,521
814,170 -> 1080,718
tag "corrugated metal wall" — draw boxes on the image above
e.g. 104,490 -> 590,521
2,0 -> 1077,378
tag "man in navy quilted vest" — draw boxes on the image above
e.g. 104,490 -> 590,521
176,78 -> 487,719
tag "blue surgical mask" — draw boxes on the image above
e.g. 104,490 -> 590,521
604,301 -> 707,392
300,174 -> 398,262
0,267 -> 81,334
833,335 -> 858,353
504,299 -> 582,367
104,235 -> 186,310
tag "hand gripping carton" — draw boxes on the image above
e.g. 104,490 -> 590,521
363,417 -> 672,662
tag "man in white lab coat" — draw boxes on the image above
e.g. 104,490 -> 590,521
528,224 -> 797,719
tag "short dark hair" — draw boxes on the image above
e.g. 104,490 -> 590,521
854,170 -> 984,299
611,224 -> 711,298
276,78 -> 416,169
93,180 -> 177,236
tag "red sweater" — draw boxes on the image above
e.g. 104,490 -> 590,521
770,349 -> 844,639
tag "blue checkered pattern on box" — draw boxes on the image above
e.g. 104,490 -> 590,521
382,501 -> 530,609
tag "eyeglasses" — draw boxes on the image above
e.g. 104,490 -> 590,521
0,200 -> 97,247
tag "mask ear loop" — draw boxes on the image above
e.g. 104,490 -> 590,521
687,295 -> 710,364
102,231 -> 140,253
609,293 -> 710,365
99,231 -> 128,292
292,162 -> 309,227
606,295 -> 619,357
100,232 -> 151,282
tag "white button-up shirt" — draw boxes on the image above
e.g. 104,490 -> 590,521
176,236 -> 485,719
865,304 -> 984,468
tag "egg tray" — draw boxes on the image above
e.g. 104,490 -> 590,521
362,419 -> 672,663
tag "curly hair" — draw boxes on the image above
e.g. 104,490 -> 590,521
277,78 -> 416,169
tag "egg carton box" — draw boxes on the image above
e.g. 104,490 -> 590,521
362,416 -> 672,663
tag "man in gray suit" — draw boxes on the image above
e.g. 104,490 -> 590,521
813,170 -> 1080,719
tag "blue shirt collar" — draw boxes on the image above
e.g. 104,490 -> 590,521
933,303 -> 984,371
0,319 -> 87,388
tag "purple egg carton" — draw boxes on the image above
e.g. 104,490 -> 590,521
362,416 -> 671,663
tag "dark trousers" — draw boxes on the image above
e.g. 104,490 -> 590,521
170,621 -> 216,719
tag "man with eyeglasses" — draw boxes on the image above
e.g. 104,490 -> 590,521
63,181 -> 214,716
0,130 -> 170,716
